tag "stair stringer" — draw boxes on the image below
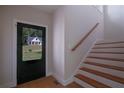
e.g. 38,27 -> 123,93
66,40 -> 98,85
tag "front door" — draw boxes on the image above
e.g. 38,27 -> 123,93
17,22 -> 46,84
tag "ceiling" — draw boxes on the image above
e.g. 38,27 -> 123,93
31,5 -> 62,14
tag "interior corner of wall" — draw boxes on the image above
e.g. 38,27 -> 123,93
62,76 -> 74,86
52,72 -> 73,86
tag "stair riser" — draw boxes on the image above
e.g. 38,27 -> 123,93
74,77 -> 94,88
82,64 -> 124,78
78,70 -> 124,87
95,41 -> 124,45
91,48 -> 124,53
85,58 -> 124,67
88,53 -> 124,60
75,40 -> 124,88
95,43 -> 124,47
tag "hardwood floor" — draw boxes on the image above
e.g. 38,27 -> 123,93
66,82 -> 83,88
17,76 -> 82,88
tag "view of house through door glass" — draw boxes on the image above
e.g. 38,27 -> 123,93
22,27 -> 42,61
17,22 -> 46,84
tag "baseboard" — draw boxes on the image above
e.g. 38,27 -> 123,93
0,81 -> 16,88
52,73 -> 73,86
62,76 -> 74,86
52,73 -> 64,85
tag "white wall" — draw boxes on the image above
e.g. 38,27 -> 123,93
0,5 -> 104,87
104,6 -> 124,41
53,7 -> 65,84
0,6 -> 53,87
0,6 -> 5,86
53,5 -> 104,85
64,5 -> 104,81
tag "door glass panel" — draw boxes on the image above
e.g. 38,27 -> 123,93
22,27 -> 42,61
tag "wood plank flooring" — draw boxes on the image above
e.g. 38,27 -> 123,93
17,76 -> 82,88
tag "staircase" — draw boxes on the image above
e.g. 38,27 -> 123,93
74,41 -> 124,88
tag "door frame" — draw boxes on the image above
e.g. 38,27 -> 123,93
12,19 -> 49,86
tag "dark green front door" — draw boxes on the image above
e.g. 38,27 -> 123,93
17,22 -> 46,84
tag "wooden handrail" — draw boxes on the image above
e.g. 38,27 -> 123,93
71,23 -> 99,51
